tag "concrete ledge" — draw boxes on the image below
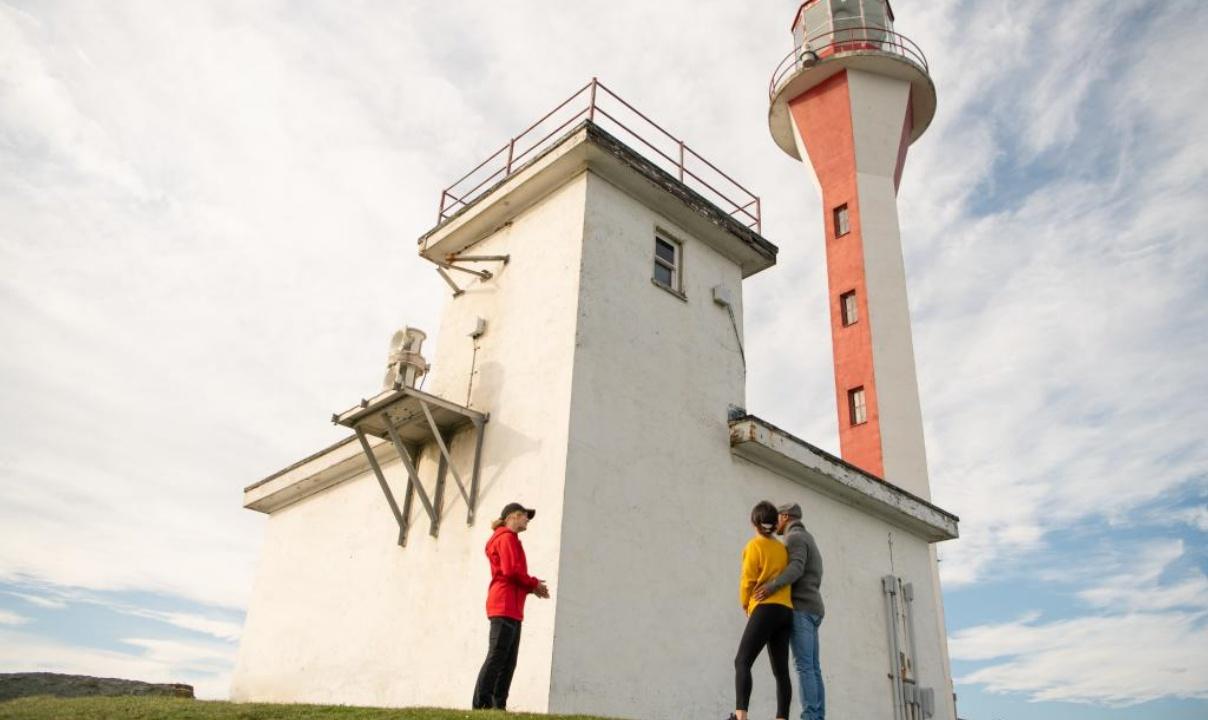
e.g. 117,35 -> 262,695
243,434 -> 390,514
729,416 -> 958,542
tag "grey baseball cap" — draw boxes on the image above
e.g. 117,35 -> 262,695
776,502 -> 802,519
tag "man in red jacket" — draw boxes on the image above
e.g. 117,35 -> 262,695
471,502 -> 549,710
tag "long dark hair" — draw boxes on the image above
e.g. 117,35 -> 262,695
751,501 -> 778,536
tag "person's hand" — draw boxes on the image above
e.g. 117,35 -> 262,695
752,584 -> 771,601
533,581 -> 550,599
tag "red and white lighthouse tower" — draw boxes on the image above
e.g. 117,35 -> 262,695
769,0 -> 936,500
770,4 -> 958,715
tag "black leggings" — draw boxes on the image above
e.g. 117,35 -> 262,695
734,603 -> 793,717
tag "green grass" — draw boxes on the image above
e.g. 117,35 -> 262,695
0,696 -> 618,720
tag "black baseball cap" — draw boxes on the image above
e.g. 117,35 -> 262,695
500,502 -> 536,520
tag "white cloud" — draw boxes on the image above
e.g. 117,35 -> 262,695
901,0 -> 1208,588
6,591 -> 68,609
0,629 -> 233,699
952,611 -> 1208,706
0,609 -> 30,625
1,0 -> 1206,711
1167,506 -> 1208,533
950,539 -> 1208,704
1076,540 -> 1208,613
127,611 -> 243,644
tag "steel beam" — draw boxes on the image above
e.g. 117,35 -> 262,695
383,414 -> 438,532
432,449 -> 448,534
449,254 -> 510,265
356,429 -> 407,547
418,399 -> 470,505
467,417 -> 486,525
437,261 -> 492,280
435,267 -> 464,297
400,463 -> 415,547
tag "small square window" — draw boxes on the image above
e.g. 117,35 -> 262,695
848,386 -> 867,426
833,204 -> 850,238
840,290 -> 858,326
653,235 -> 681,292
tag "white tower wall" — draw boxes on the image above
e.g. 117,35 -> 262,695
231,173 -> 591,712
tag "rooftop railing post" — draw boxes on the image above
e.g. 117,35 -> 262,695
506,138 -> 515,173
588,77 -> 598,122
756,198 -> 762,233
678,141 -> 685,182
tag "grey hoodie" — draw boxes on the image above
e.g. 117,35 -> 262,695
765,521 -> 824,618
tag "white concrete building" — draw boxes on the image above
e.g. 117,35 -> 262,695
233,8 -> 959,716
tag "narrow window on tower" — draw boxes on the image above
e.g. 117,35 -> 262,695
840,290 -> 859,326
653,235 -> 682,294
848,387 -> 867,426
833,203 -> 850,238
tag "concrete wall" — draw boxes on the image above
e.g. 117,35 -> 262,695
548,173 -> 953,720
231,173 -> 590,712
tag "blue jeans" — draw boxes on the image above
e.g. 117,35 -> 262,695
790,611 -> 825,720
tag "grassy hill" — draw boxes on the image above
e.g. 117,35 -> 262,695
0,696 -> 618,720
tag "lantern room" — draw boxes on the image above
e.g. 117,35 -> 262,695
792,0 -> 896,58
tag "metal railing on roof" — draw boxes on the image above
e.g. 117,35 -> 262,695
769,24 -> 929,99
437,78 -> 762,234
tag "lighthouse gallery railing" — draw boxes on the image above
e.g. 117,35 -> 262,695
769,24 -> 930,99
437,78 -> 762,234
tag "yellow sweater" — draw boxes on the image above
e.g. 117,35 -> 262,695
739,535 -> 794,614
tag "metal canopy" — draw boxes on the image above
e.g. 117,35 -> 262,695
332,385 -> 488,547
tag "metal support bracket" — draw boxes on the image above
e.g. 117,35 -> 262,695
336,385 -> 490,546
382,414 -> 438,532
356,428 -> 408,547
419,399 -> 471,505
435,267 -> 464,297
447,253 -> 510,266
436,261 -> 492,280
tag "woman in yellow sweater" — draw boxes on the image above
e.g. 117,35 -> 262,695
728,501 -> 795,720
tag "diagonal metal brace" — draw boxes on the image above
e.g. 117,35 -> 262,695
418,399 -> 471,505
436,261 -> 492,280
355,428 -> 408,546
435,267 -> 464,297
382,413 -> 438,534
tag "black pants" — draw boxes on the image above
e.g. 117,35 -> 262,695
472,616 -> 522,709
735,604 -> 793,717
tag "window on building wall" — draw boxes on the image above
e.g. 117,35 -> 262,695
840,290 -> 859,326
848,386 -> 867,426
653,235 -> 682,293
833,204 -> 850,237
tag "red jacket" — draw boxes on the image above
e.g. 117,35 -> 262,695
485,526 -> 540,621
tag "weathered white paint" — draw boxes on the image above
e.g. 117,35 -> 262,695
846,69 -> 931,502
232,171 -> 590,712
233,127 -> 958,720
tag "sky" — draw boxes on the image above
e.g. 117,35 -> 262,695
1,0 -> 1205,717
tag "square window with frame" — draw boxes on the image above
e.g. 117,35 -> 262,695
840,290 -> 859,326
833,203 -> 850,238
848,386 -> 867,426
653,235 -> 682,293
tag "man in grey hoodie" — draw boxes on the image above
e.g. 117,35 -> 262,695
754,502 -> 825,720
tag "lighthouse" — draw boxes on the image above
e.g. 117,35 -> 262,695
770,0 -> 936,500
769,2 -> 957,717
232,11 -> 962,716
